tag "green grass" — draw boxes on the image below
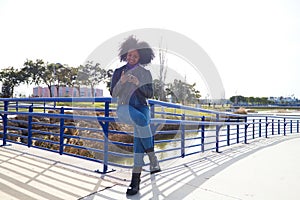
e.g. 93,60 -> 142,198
1,102 -> 220,118
56,102 -> 106,107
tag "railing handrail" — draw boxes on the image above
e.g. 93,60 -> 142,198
1,97 -> 298,118
1,97 -> 300,174
0,97 -> 113,102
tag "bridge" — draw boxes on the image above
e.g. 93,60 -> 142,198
1,97 -> 300,199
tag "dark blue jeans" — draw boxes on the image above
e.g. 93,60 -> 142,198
117,105 -> 153,167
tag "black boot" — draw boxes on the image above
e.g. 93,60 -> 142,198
126,167 -> 142,196
145,148 -> 161,174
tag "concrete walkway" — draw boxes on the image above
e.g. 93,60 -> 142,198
1,134 -> 300,200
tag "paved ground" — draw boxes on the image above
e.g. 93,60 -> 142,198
1,134 -> 300,200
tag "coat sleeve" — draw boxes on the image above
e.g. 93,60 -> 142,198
110,68 -> 122,97
137,70 -> 153,98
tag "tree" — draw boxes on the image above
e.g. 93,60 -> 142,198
77,61 -> 108,97
153,79 -> 161,100
249,96 -> 255,105
23,59 -> 57,97
157,38 -> 168,101
230,95 -> 246,104
166,79 -> 201,105
0,67 -> 26,97
261,97 -> 269,105
103,69 -> 114,91
23,59 -> 44,85
51,63 -> 66,97
230,95 -> 272,105
191,83 -> 201,102
61,66 -> 79,96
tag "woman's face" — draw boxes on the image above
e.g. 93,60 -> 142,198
126,49 -> 140,66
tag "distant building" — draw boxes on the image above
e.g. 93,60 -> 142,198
33,86 -> 103,97
268,96 -> 297,104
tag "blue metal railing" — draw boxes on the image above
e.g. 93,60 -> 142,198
0,97 -> 300,174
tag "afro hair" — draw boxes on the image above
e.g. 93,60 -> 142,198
118,35 -> 155,65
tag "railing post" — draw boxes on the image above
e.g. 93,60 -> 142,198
43,102 -> 46,113
244,117 -> 248,144
252,119 -> 255,139
297,120 -> 299,133
2,101 -> 8,146
290,120 -> 292,134
236,124 -> 239,144
284,118 -> 286,136
278,119 -> 280,135
201,116 -> 205,152
16,101 -> 19,112
272,119 -> 274,135
150,103 -> 155,119
150,102 -> 156,146
265,117 -> 268,138
102,102 -> 110,173
216,114 -> 220,152
28,106 -> 33,147
59,107 -> 64,155
259,119 -> 262,137
227,123 -> 230,146
181,114 -> 185,158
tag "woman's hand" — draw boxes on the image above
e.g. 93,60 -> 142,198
120,71 -> 139,86
120,71 -> 128,84
128,74 -> 140,86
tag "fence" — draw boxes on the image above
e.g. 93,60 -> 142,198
0,97 -> 299,174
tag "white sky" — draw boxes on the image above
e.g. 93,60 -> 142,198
0,0 -> 299,99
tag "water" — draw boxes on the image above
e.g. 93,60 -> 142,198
109,126 -> 219,166
109,114 -> 297,166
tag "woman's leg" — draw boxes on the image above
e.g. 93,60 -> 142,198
118,105 -> 153,195
117,105 -> 154,151
133,131 -> 145,167
117,105 -> 160,176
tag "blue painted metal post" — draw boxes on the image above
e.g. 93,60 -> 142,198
2,101 -> 8,146
216,114 -> 220,152
59,107 -> 65,155
290,120 -> 292,133
236,124 -> 239,144
227,124 -> 230,146
265,117 -> 268,138
201,116 -> 205,152
244,117 -> 248,144
252,119 -> 255,139
297,120 -> 299,133
272,119 -> 274,135
284,118 -> 286,136
278,120 -> 280,135
16,101 -> 19,112
259,119 -> 262,137
181,114 -> 185,158
150,103 -> 155,118
150,103 -> 156,147
102,102 -> 110,173
28,106 -> 33,147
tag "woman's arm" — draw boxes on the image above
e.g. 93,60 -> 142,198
137,70 -> 153,98
110,68 -> 122,97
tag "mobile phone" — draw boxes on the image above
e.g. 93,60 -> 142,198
127,74 -> 134,80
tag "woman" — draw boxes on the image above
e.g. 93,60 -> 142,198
110,36 -> 161,195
